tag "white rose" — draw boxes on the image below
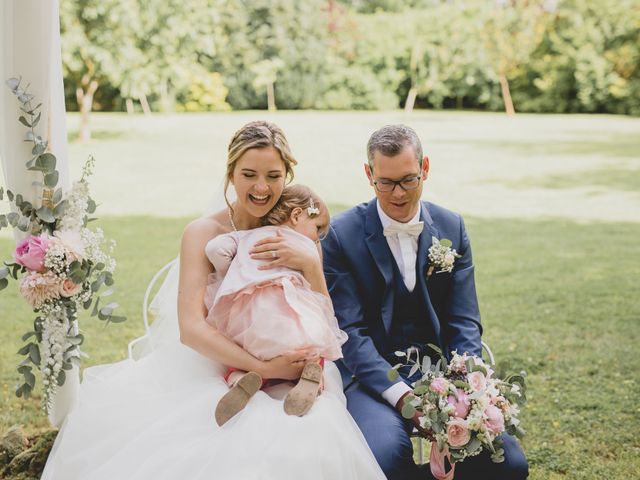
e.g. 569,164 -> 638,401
444,252 -> 455,266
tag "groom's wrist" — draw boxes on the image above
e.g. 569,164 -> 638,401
382,382 -> 412,409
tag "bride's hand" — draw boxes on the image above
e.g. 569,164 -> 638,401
259,349 -> 319,380
250,230 -> 320,275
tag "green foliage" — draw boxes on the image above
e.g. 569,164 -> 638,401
56,0 -> 640,114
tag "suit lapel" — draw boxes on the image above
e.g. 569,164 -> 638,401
364,200 -> 395,333
417,202 -> 440,303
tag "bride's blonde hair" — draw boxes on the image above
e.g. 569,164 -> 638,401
262,185 -> 330,237
224,121 -> 298,211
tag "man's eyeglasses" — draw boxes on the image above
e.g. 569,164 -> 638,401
373,175 -> 421,193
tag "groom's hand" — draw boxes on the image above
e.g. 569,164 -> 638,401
396,392 -> 434,441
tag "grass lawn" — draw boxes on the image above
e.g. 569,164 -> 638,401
1,111 -> 639,479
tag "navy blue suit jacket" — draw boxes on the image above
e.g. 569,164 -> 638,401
321,199 -> 482,396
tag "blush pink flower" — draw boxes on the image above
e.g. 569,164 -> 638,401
430,377 -> 449,395
484,405 -> 505,434
53,230 -> 85,260
20,271 -> 61,308
447,389 -> 471,418
468,371 -> 487,392
60,278 -> 82,297
14,235 -> 49,272
447,418 -> 471,447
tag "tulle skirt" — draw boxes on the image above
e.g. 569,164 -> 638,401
41,342 -> 385,480
206,276 -> 347,361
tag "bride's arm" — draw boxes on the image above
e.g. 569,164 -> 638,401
177,219 -> 308,379
250,232 -> 329,297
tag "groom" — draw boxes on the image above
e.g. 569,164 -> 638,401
321,125 -> 528,480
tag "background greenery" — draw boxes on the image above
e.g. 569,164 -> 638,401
1,111 -> 639,478
61,0 -> 640,118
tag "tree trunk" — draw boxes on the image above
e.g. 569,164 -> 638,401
126,98 -> 134,114
75,78 -> 98,143
267,82 -> 276,112
499,74 -> 515,115
404,86 -> 418,113
138,93 -> 151,115
158,78 -> 174,112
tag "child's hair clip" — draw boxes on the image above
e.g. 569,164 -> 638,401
307,197 -> 320,216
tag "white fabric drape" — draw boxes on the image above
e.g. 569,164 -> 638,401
0,0 -> 76,428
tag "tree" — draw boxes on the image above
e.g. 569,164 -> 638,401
60,0 -> 141,141
479,0 -> 548,115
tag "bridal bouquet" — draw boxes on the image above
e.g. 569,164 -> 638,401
390,345 -> 526,480
0,78 -> 125,412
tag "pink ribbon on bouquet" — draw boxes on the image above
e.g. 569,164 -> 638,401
430,442 -> 455,480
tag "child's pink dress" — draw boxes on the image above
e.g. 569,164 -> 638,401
204,225 -> 346,361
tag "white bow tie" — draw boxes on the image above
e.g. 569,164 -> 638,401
383,221 -> 424,238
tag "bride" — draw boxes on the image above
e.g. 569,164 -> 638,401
41,121 -> 385,479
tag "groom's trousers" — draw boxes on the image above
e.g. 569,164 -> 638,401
344,380 -> 529,480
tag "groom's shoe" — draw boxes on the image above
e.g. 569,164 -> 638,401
215,371 -> 262,426
284,362 -> 322,417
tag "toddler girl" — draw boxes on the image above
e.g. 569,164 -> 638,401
204,185 -> 347,425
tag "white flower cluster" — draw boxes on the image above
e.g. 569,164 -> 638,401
43,240 -> 69,275
427,236 -> 461,274
58,180 -> 89,232
81,227 -> 116,272
40,311 -> 74,409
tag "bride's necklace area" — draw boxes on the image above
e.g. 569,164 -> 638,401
227,207 -> 238,232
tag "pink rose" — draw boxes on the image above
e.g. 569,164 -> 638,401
484,405 -> 505,434
447,389 -> 471,418
447,418 -> 471,447
20,271 -> 61,308
430,377 -> 449,395
468,371 -> 487,392
14,235 -> 49,272
60,278 -> 82,297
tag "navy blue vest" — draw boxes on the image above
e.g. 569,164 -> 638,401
387,258 -> 437,380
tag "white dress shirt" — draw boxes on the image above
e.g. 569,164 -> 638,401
376,200 -> 422,407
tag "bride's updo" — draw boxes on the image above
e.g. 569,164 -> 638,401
224,121 -> 298,207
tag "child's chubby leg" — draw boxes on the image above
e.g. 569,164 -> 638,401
283,358 -> 323,417
215,369 -> 264,426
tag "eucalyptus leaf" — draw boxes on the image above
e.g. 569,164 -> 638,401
32,112 -> 41,127
421,355 -> 431,372
18,115 -> 31,128
87,198 -> 97,214
104,273 -> 114,286
53,200 -> 68,218
36,206 -> 55,223
32,142 -> 46,156
17,216 -> 30,232
387,369 -> 399,381
52,188 -> 63,204
0,278 -> 8,290
36,153 -> 56,172
108,315 -> 127,323
440,239 -> 453,248
44,171 -> 59,187
21,330 -> 35,341
409,362 -> 420,377
28,343 -> 41,365
7,212 -> 19,226
0,266 -> 9,280
401,401 -> 416,420
57,369 -> 66,386
6,77 -> 20,92
7,189 -> 14,201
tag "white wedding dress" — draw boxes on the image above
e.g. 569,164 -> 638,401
41,256 -> 385,479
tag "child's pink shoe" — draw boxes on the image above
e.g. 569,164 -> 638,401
283,362 -> 322,417
215,371 -> 262,426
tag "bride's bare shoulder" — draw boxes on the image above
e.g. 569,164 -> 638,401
181,211 -> 230,246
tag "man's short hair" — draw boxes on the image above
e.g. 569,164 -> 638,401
366,124 -> 423,171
